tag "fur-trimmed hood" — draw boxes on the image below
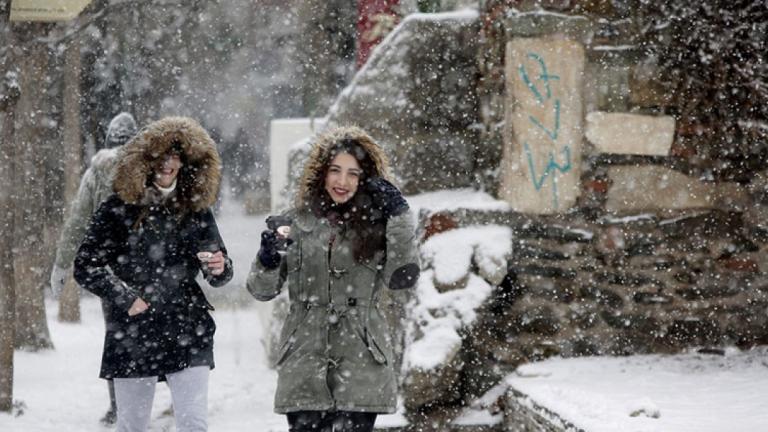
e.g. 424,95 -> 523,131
296,126 -> 390,209
113,117 -> 221,212
104,112 -> 137,149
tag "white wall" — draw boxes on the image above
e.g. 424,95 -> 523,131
268,118 -> 326,213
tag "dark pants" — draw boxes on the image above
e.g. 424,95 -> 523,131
287,411 -> 377,432
108,379 -> 117,410
103,299 -> 118,424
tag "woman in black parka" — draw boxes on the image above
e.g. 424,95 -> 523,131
74,116 -> 232,432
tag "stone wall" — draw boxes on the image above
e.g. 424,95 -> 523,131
503,388 -> 582,432
277,3 -> 768,429
409,197 -> 768,415
423,198 -> 768,373
402,1 -> 768,421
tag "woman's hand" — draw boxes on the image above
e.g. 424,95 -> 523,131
257,230 -> 282,269
128,298 -> 149,316
204,251 -> 226,275
366,177 -> 409,220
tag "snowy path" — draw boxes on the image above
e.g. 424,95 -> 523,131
3,297 -> 288,432
504,349 -> 768,432
4,192 -> 768,431
1,197 -> 408,431
6,289 -> 292,431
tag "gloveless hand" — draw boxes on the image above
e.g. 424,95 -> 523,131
128,298 -> 149,316
203,251 -> 226,275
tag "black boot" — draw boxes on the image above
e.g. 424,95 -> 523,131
99,407 -> 117,426
287,411 -> 332,432
100,380 -> 118,426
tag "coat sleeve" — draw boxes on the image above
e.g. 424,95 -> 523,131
197,209 -> 234,287
73,196 -> 140,312
382,208 -> 420,290
246,253 -> 288,301
54,167 -> 98,269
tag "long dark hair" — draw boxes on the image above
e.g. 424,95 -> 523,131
309,138 -> 386,263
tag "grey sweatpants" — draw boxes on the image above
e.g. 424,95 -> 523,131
113,366 -> 209,432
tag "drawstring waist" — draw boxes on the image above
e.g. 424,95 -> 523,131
294,297 -> 372,311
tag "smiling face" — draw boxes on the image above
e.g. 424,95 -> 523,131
324,152 -> 362,204
154,153 -> 183,188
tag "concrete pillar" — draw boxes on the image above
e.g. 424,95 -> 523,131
500,36 -> 585,214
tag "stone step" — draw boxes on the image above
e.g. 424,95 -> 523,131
375,425 -> 503,432
504,388 -> 585,432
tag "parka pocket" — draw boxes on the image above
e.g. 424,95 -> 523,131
275,335 -> 296,367
124,304 -> 154,326
285,240 -> 302,273
365,328 -> 389,365
274,307 -> 309,367
194,310 -> 217,345
349,315 -> 389,365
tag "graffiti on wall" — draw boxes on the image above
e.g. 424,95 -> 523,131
518,52 -> 572,209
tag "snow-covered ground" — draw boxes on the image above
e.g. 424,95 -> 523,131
0,194 -> 412,432
1,197 -> 286,431
3,190 -> 768,431
502,349 -> 768,432
4,297 -> 287,432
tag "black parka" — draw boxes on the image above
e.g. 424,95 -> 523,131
74,117 -> 232,379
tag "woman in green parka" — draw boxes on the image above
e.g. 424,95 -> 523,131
247,126 -> 420,432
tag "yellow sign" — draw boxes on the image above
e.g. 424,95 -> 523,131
10,0 -> 93,22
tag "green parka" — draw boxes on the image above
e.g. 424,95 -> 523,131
246,127 -> 420,414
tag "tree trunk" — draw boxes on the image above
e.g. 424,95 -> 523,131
0,104 -> 17,411
12,24 -> 54,351
0,5 -> 20,411
295,0 -> 357,115
58,36 -> 82,323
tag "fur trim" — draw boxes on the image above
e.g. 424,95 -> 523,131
113,117 -> 221,212
296,126 -> 391,209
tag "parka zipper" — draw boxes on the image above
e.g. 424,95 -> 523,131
324,231 -> 337,408
327,233 -> 335,309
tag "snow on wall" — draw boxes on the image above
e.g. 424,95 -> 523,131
421,224 -> 513,286
404,224 -> 513,371
408,188 -> 511,214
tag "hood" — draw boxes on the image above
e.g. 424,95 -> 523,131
113,116 -> 221,212
90,146 -> 123,169
89,146 -> 123,184
104,112 -> 137,149
296,125 -> 390,209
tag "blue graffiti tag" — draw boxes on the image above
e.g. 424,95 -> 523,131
523,142 -> 572,209
518,53 -> 559,104
518,51 -> 571,209
529,99 -> 561,141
